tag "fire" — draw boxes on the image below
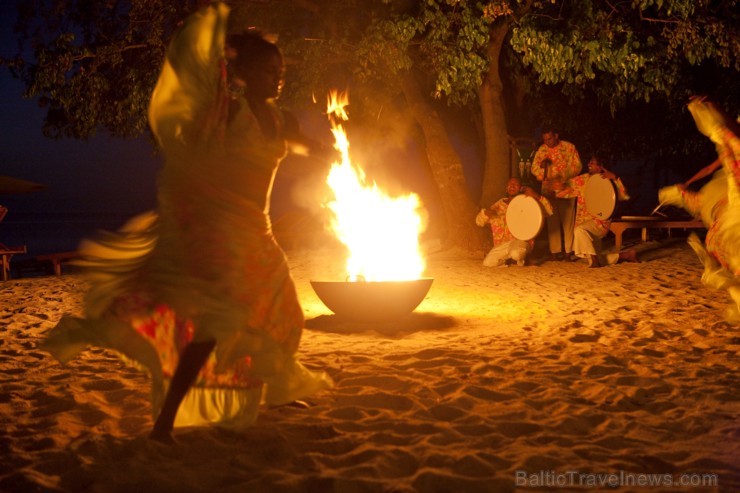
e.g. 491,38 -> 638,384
324,90 -> 426,282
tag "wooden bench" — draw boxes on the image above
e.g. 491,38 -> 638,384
610,219 -> 705,251
0,245 -> 27,281
35,251 -> 79,276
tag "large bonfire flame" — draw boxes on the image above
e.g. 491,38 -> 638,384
324,90 -> 426,282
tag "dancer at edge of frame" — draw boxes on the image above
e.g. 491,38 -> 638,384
42,3 -> 335,444
658,96 -> 740,323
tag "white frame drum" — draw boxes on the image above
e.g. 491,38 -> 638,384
506,195 -> 544,241
584,174 -> 617,219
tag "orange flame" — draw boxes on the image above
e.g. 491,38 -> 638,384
324,90 -> 426,282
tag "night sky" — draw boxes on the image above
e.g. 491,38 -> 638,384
0,8 -> 159,221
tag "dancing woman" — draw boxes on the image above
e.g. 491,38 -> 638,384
42,3 -> 333,443
659,97 -> 740,323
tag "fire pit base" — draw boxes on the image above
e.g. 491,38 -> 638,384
310,279 -> 434,322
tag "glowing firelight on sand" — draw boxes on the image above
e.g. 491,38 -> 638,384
324,91 -> 426,282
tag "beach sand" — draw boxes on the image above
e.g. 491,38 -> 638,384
1,240 -> 738,492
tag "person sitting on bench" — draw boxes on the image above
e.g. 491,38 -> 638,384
555,155 -> 638,267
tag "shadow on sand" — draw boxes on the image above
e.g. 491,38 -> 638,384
305,311 -> 457,337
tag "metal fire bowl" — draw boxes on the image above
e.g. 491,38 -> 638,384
310,278 -> 434,322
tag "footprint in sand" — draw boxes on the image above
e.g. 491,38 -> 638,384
508,381 -> 540,392
336,392 -> 415,412
432,381 -> 464,398
118,415 -> 150,435
325,406 -> 367,421
495,421 -> 543,438
453,423 -> 496,438
48,372 -> 72,382
641,348 -> 666,357
569,333 -> 601,343
29,393 -> 76,418
19,436 -> 56,452
428,403 -> 466,421
338,375 -> 409,392
413,471 -> 510,493
28,418 -> 56,432
71,403 -> 111,427
81,379 -> 125,392
463,385 -> 516,402
519,453 -> 566,472
585,365 -> 623,377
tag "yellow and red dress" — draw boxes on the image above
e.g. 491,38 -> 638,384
42,3 -> 331,428
659,100 -> 740,322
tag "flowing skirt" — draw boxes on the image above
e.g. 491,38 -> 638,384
658,101 -> 740,323
43,195 -> 331,428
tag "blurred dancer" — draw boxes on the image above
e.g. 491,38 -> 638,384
42,3 -> 333,443
659,96 -> 740,323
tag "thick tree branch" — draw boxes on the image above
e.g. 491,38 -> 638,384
638,11 -> 682,25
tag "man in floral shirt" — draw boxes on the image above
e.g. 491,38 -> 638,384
530,126 -> 583,261
556,156 -> 637,267
476,177 -> 553,267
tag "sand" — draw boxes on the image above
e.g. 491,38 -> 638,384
0,240 -> 738,492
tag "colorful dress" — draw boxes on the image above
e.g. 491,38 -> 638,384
42,3 -> 332,428
658,99 -> 740,322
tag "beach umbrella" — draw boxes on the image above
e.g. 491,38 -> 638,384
0,174 -> 45,194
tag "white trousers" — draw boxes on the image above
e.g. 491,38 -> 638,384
483,239 -> 531,267
573,221 -> 620,265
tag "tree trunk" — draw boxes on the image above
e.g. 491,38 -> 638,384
479,21 -> 511,207
400,72 -> 484,252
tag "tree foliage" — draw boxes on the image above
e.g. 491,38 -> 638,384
5,0 -> 738,145
2,0 -> 197,139
367,0 -> 738,112
509,0 -> 739,112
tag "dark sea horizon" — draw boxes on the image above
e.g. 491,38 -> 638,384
0,212 -> 135,258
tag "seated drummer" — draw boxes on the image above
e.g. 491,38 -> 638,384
476,177 -> 553,267
554,155 -> 637,267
